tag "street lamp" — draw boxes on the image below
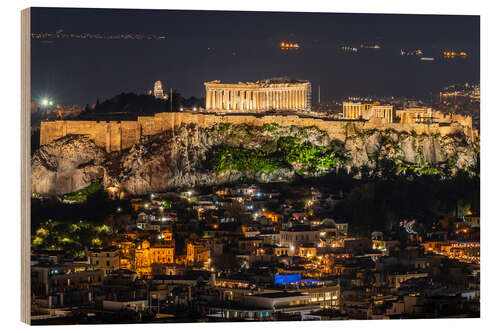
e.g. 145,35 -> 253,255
41,98 -> 54,107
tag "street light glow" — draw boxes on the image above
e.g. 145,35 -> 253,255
41,98 -> 54,107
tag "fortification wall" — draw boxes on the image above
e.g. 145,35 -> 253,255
40,112 -> 475,152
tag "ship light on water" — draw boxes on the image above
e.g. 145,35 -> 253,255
280,41 -> 300,50
443,51 -> 467,59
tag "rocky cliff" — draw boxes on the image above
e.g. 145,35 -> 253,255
31,123 -> 479,196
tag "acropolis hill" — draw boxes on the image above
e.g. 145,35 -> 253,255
40,111 -> 476,153
33,80 -> 478,195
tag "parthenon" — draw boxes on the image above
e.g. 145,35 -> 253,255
204,79 -> 311,112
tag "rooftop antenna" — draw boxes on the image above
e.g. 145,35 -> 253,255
318,85 -> 321,105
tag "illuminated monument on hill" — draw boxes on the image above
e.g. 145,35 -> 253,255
148,80 -> 168,100
204,79 -> 312,113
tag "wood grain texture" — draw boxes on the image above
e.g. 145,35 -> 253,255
21,7 -> 31,325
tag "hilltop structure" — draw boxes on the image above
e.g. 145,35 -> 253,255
39,79 -> 477,153
342,101 -> 394,123
342,101 -> 472,127
148,80 -> 168,100
204,79 -> 311,113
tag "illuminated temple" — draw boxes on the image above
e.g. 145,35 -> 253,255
204,79 -> 312,113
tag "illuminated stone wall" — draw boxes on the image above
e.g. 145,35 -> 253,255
40,111 -> 477,152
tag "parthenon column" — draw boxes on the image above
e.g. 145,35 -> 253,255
229,90 -> 234,110
248,91 -> 251,111
239,91 -> 244,111
245,91 -> 249,111
251,91 -> 256,111
206,89 -> 212,109
241,90 -> 244,110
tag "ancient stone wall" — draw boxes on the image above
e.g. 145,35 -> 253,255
40,112 -> 476,152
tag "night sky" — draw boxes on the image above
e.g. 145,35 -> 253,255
30,7 -> 480,106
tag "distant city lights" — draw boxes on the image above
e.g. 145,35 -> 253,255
360,44 -> 381,49
341,45 -> 358,53
400,49 -> 423,56
32,30 -> 167,41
